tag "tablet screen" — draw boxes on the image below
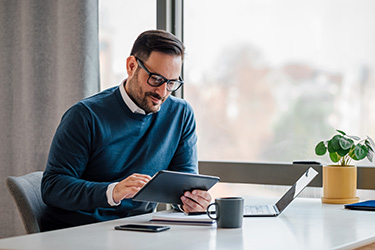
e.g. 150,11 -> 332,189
132,170 -> 220,204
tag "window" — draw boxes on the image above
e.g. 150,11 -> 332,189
99,0 -> 156,90
184,0 -> 375,165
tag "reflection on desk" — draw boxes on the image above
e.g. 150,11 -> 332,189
0,198 -> 375,250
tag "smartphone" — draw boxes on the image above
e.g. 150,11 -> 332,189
114,224 -> 170,232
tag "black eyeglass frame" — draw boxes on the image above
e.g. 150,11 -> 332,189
135,57 -> 184,92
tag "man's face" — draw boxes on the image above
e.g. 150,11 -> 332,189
125,51 -> 182,114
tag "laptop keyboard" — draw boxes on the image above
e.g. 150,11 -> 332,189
244,205 -> 272,215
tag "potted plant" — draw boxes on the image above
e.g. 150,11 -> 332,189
315,129 -> 374,204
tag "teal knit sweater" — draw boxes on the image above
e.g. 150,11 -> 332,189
41,86 -> 197,230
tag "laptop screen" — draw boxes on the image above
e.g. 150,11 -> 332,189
275,167 -> 318,213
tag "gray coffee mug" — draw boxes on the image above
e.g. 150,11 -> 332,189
207,197 -> 244,228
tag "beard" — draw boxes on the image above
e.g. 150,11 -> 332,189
126,71 -> 167,114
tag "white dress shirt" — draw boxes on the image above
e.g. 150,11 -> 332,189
106,80 -> 153,206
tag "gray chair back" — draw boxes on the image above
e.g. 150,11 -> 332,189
6,171 -> 47,234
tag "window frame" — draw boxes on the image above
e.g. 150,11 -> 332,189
157,0 -> 184,99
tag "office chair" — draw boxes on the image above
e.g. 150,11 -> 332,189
6,171 -> 47,234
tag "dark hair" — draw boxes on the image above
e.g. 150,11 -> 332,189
130,30 -> 185,61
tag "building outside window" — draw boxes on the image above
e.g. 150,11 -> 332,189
184,0 -> 375,165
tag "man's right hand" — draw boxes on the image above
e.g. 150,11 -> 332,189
112,173 -> 152,204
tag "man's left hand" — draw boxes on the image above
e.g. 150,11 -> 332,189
180,190 -> 212,213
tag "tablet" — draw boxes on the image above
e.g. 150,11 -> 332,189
132,170 -> 220,205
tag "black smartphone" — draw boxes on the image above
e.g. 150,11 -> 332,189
114,224 -> 170,232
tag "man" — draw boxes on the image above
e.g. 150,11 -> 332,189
41,30 -> 211,231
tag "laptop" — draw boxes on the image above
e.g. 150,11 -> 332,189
244,167 -> 318,217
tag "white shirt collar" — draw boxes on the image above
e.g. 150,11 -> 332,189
119,80 -> 147,115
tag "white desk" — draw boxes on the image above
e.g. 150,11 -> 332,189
0,198 -> 374,250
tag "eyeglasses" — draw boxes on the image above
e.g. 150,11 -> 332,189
135,57 -> 184,92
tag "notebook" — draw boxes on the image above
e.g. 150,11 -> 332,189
345,200 -> 375,211
150,212 -> 215,226
244,167 -> 318,217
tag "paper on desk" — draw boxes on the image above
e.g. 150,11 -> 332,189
150,212 -> 215,225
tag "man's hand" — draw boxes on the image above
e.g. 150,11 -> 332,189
113,173 -> 152,204
180,190 -> 212,213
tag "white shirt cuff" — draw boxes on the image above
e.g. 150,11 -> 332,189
106,182 -> 121,206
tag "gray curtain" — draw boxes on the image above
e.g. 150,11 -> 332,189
0,0 -> 99,238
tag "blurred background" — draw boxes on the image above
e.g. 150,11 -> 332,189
99,0 -> 375,166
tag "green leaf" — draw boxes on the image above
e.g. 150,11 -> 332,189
327,140 -> 335,153
365,140 -> 373,149
337,147 -> 350,157
315,141 -> 327,156
354,144 -> 368,160
349,149 -> 359,160
336,129 -> 346,135
347,135 -> 360,140
367,150 -> 374,162
365,141 -> 374,152
329,152 -> 340,163
365,141 -> 374,159
329,135 -> 342,152
339,137 -> 354,150
367,136 -> 375,149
